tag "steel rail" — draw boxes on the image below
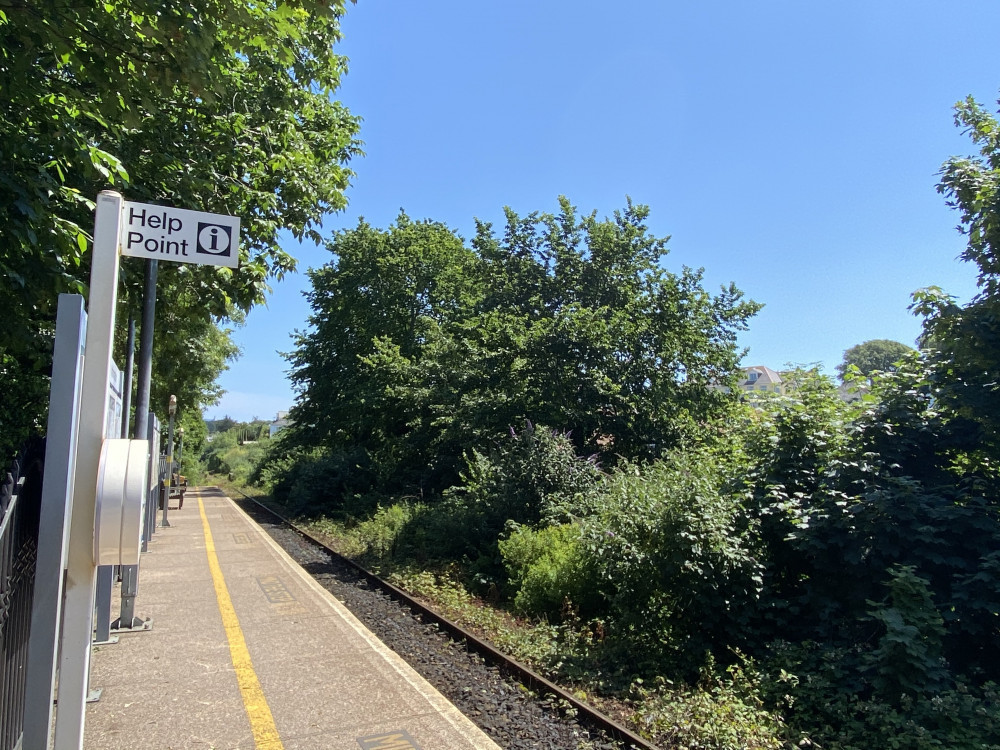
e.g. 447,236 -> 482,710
230,488 -> 658,750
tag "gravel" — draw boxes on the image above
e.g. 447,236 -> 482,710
234,498 -> 631,750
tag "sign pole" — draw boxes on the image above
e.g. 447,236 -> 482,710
133,259 -> 157,440
52,190 -> 123,749
120,315 -> 135,438
116,258 -> 158,630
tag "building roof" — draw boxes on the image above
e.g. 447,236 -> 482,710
740,365 -> 783,388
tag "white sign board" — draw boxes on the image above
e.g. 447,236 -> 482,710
120,200 -> 240,268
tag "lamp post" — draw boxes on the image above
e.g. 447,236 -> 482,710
162,395 -> 176,527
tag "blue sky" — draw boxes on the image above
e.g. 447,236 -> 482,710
208,0 -> 1000,422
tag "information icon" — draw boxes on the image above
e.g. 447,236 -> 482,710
197,223 -> 232,256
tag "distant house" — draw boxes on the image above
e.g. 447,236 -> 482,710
269,411 -> 291,437
738,365 -> 786,396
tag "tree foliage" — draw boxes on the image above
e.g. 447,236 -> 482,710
146,299 -> 241,432
916,93 -> 1000,453
0,0 -> 361,458
748,363 -> 1000,667
282,198 -> 761,498
835,338 -> 913,382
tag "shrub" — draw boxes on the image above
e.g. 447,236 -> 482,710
749,362 -> 1000,673
629,655 -> 791,750
763,640 -> 1000,750
865,565 -> 948,700
499,523 -> 597,617
453,423 -> 604,524
268,445 -> 376,518
347,502 -> 420,560
579,447 -> 763,674
440,423 -> 604,573
201,428 -> 267,483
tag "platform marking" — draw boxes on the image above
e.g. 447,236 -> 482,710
198,496 -> 284,750
357,731 -> 422,749
257,575 -> 296,604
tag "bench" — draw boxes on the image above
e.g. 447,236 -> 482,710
158,455 -> 187,509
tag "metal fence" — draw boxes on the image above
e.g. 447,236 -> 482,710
0,439 -> 44,750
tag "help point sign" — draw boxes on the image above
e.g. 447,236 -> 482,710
120,200 -> 240,268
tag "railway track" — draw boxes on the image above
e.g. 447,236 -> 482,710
229,489 -> 658,750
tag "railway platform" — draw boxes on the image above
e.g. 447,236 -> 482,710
84,486 -> 500,750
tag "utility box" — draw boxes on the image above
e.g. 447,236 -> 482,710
94,439 -> 149,566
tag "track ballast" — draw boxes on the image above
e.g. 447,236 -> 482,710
231,492 -> 654,750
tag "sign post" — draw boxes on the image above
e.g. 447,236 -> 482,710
53,191 -> 124,747
43,194 -> 240,749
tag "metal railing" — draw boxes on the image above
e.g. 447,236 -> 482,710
0,439 -> 44,750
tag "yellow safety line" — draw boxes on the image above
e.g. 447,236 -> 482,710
198,495 -> 284,750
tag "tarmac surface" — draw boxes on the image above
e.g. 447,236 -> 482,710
84,486 -> 501,750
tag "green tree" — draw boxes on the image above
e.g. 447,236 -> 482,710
465,197 -> 761,460
282,198 -> 761,500
146,304 -> 241,434
285,213 -> 479,491
0,0 -> 361,459
835,339 -> 914,382
916,92 -> 1000,453
748,361 -> 1000,674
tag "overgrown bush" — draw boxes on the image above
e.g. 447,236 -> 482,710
201,425 -> 268,484
763,640 -> 1000,750
865,565 -> 948,700
436,424 -> 604,571
267,445 -> 376,518
452,423 -> 604,527
577,447 -> 763,675
749,363 -> 1000,675
499,523 -> 596,616
331,502 -> 422,560
629,655 -> 792,750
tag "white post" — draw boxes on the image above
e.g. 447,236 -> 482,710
53,190 -> 123,749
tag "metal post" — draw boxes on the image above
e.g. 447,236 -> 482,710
176,427 -> 184,508
22,294 -> 85,750
117,294 -> 152,632
133,260 -> 157,441
112,563 -> 148,632
53,190 -> 124,749
141,412 -> 159,552
93,567 -> 115,644
161,395 -> 176,528
120,315 -> 135,439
